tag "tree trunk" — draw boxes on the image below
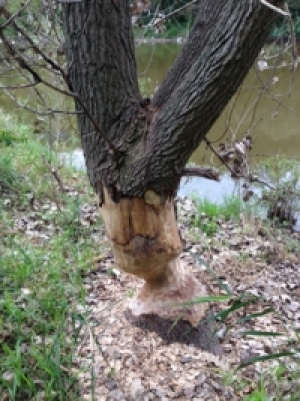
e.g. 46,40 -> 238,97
100,188 -> 207,325
62,0 -> 284,326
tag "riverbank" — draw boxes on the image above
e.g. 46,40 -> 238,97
134,35 -> 300,45
1,117 -> 299,400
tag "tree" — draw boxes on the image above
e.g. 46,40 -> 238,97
0,0 -> 286,326
61,0 -> 288,326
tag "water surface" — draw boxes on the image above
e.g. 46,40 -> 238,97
1,43 -> 300,210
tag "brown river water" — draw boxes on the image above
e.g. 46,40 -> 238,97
1,42 -> 300,210
136,42 -> 300,164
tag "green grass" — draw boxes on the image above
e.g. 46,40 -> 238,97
191,196 -> 242,235
0,110 -> 103,400
0,231 -> 94,399
197,196 -> 242,220
234,361 -> 300,401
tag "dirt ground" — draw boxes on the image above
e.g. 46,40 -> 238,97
75,199 -> 300,401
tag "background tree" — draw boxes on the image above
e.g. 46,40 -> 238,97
0,0 -> 289,326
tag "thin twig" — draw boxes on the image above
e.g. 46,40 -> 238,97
249,175 -> 275,191
3,87 -> 80,115
0,6 -> 69,82
204,137 -> 239,178
51,168 -> 67,193
259,0 -> 290,17
283,3 -> 298,71
259,1 -> 297,71
153,0 -> 197,26
0,0 -> 32,29
45,158 -> 69,198
204,138 -> 277,191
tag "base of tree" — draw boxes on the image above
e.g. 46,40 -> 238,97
128,258 -> 208,327
100,188 -> 208,327
125,309 -> 223,355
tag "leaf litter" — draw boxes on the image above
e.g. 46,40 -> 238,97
2,191 -> 299,400
73,197 -> 300,401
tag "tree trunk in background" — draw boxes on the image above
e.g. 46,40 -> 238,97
62,0 -> 284,326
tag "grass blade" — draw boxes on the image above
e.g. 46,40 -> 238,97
237,351 -> 296,370
190,253 -> 232,295
237,330 -> 286,337
178,295 -> 232,307
237,308 -> 275,323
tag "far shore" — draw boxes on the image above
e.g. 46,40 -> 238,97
134,35 -> 300,47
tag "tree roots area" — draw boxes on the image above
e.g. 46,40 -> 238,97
76,200 -> 300,401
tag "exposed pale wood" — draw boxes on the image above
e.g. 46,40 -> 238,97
100,189 -> 207,326
100,189 -> 182,278
130,258 -> 208,327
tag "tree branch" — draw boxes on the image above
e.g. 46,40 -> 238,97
259,0 -> 289,16
129,0 -> 286,196
182,166 -> 220,181
203,138 -> 239,178
0,5 -> 69,82
204,138 -> 276,191
0,0 -> 32,29
51,168 -> 67,193
152,0 -> 227,109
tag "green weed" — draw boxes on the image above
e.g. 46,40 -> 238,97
0,194 -> 99,399
196,196 -> 242,220
0,154 -> 22,194
139,77 -> 153,97
0,129 -> 27,147
191,196 -> 242,235
0,236 -> 85,399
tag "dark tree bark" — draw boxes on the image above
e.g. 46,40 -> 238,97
62,0 -> 284,325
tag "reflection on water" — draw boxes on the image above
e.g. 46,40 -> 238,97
60,149 -> 86,171
180,174 -> 237,201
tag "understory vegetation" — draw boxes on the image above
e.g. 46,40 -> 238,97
133,0 -> 300,39
0,112 -> 102,400
3,0 -> 300,41
0,112 -> 299,400
257,156 -> 300,229
191,196 -> 243,236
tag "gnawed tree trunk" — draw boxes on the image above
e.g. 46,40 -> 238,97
62,0 -> 284,326
101,188 -> 207,325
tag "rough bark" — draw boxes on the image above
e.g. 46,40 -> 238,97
63,0 -> 284,199
62,0 -> 285,325
63,0 -> 145,198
